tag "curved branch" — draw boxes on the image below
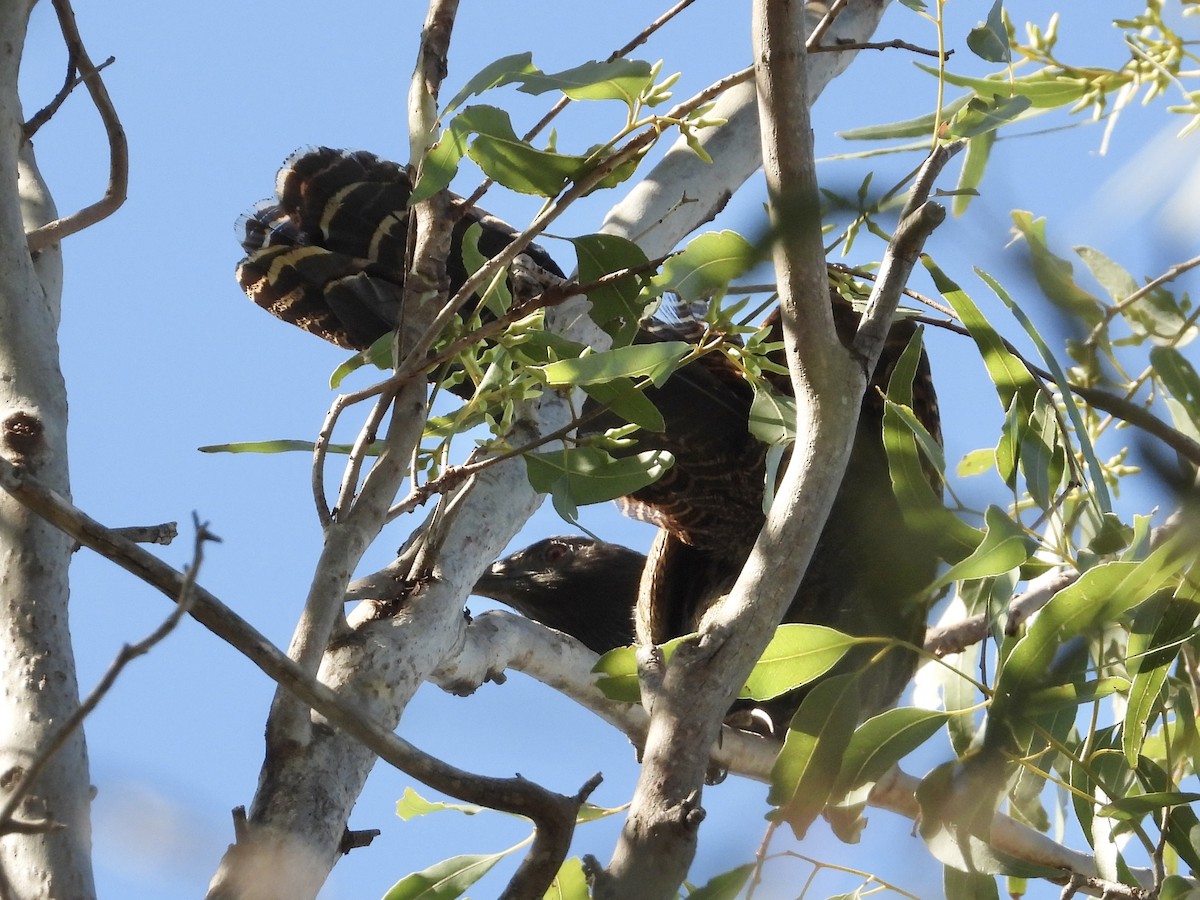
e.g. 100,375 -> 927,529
0,456 -> 596,900
25,0 -> 127,252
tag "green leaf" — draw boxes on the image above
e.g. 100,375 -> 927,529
569,233 -> 652,342
1008,212 -> 1104,327
834,707 -> 950,796
687,864 -> 753,900
748,385 -> 796,445
538,342 -> 691,388
954,130 -> 995,216
923,258 -> 1038,413
979,267 -> 1112,514
883,325 -> 982,562
592,636 -> 690,702
966,0 -> 1010,63
917,754 -> 1060,878
1019,392 -> 1058,511
740,625 -> 858,701
1151,347 -> 1200,441
838,95 -> 971,141
581,379 -> 664,432
768,674 -> 861,839
1098,792 -> 1200,821
947,94 -> 1031,139
957,448 -> 995,477
944,868 -> 1000,900
1124,585 -> 1200,765
516,59 -> 655,112
331,332 -> 395,387
524,447 -> 673,522
543,858 -> 590,900
652,231 -> 757,302
443,52 -> 539,116
198,439 -> 377,456
465,106 -> 586,196
993,547 -> 1184,724
381,852 -> 505,900
396,787 -> 483,821
933,505 -> 1034,593
414,105 -> 588,200
460,222 -> 512,315
915,63 -> 1091,110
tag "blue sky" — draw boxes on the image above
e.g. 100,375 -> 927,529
15,1 -> 1200,897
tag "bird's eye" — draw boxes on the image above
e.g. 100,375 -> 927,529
543,542 -> 569,564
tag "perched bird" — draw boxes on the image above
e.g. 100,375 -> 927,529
235,146 -> 564,352
236,147 -> 943,730
473,536 -> 641,654
599,299 -> 940,724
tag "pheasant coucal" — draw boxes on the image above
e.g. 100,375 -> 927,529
234,147 -> 942,730
480,300 -> 942,731
236,146 -> 565,353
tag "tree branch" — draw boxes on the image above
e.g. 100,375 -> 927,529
0,456 -> 598,900
25,0 -> 127,252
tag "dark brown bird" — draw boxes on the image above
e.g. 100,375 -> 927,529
593,300 -> 941,724
473,536 -> 641,654
236,147 -> 564,351
236,148 -> 942,730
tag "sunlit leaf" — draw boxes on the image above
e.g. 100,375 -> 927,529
834,707 -> 950,796
443,52 -> 539,116
954,130 -> 995,216
396,787 -> 483,821
749,385 -> 797,445
198,439 -> 377,456
978,267 -> 1112,514
581,379 -> 665,432
923,259 -> 1038,413
768,674 -> 860,839
883,325 -> 982,561
740,625 -> 858,701
331,332 -> 394,387
381,852 -> 505,900
592,635 -> 689,702
947,95 -> 1031,139
538,342 -> 691,388
916,64 -> 1091,110
524,447 -> 674,522
1124,584 -> 1200,765
652,231 -> 757,302
917,755 -> 1059,877
932,505 -> 1034,592
516,59 -> 655,112
569,233 -> 653,342
839,96 -> 970,141
543,857 -> 589,900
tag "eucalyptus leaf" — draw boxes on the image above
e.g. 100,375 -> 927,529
381,852 -> 505,900
538,342 -> 691,388
652,231 -> 757,302
740,625 -> 858,701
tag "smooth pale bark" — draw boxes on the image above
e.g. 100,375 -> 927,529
0,2 -> 95,896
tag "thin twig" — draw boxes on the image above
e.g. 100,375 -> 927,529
0,513 -> 214,836
804,0 -> 849,49
811,38 -> 951,59
26,0 -> 127,252
915,315 -> 1200,466
22,53 -> 114,140
1084,250 -> 1200,348
0,456 -> 599,895
460,0 -> 703,213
